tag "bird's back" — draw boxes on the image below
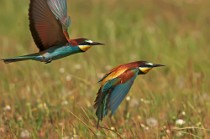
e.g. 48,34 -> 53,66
99,61 -> 141,85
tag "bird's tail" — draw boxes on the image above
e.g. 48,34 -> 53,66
2,53 -> 38,64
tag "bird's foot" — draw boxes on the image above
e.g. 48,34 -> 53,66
40,56 -> 52,64
45,59 -> 52,64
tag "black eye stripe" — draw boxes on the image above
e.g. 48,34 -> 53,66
79,42 -> 91,45
140,65 -> 153,67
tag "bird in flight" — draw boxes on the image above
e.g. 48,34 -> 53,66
2,0 -> 103,64
94,61 -> 164,128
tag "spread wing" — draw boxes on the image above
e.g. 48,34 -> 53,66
94,68 -> 139,124
108,69 -> 139,114
47,0 -> 71,30
29,0 -> 68,51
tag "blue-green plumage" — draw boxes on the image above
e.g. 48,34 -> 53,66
109,71 -> 138,114
95,68 -> 139,127
2,0 -> 103,64
2,44 -> 83,64
41,44 -> 82,62
94,61 -> 164,128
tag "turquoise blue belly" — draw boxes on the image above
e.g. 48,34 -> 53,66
42,45 -> 81,61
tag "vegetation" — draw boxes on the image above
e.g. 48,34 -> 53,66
0,0 -> 210,138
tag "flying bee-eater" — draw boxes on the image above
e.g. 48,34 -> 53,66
2,0 -> 103,64
94,61 -> 164,127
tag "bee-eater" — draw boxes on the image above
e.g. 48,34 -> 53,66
2,0 -> 103,64
94,61 -> 164,127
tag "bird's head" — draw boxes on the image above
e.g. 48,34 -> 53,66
138,61 -> 164,74
72,38 -> 104,52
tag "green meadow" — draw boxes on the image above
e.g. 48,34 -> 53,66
0,0 -> 210,138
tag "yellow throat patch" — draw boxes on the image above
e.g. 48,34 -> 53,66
139,67 -> 152,74
79,45 -> 91,51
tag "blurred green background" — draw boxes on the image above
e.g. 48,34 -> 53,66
0,0 -> 210,138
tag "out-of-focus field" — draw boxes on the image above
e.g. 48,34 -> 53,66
0,0 -> 210,138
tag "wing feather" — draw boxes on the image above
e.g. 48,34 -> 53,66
29,0 -> 68,51
98,62 -> 140,85
109,69 -> 139,114
47,0 -> 71,29
94,68 -> 139,124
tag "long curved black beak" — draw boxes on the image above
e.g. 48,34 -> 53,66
92,42 -> 104,45
152,64 -> 165,67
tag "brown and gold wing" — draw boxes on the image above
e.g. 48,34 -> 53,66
29,0 -> 68,51
98,61 -> 141,85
